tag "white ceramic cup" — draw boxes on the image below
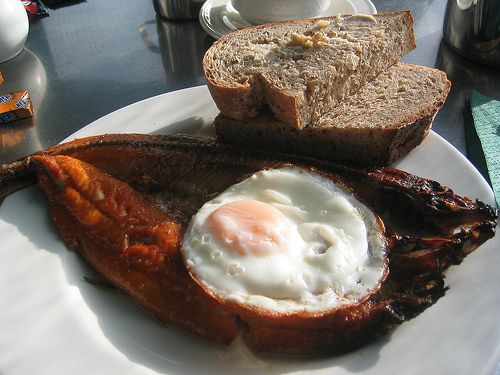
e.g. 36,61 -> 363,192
231,0 -> 332,25
0,0 -> 30,63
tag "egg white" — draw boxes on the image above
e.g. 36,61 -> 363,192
181,167 -> 387,314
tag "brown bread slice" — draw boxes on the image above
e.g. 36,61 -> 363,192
204,11 -> 416,129
214,63 -> 451,166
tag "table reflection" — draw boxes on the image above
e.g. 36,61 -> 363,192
0,48 -> 46,162
139,17 -> 214,89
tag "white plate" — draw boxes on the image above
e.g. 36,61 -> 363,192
199,0 -> 377,39
0,85 -> 498,375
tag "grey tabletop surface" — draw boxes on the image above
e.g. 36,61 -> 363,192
1,0 -> 499,166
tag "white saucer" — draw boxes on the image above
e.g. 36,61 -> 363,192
199,0 -> 377,39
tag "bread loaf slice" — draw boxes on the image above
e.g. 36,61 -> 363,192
204,11 -> 416,129
214,63 -> 451,166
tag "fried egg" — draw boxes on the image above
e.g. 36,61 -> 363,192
181,167 -> 387,314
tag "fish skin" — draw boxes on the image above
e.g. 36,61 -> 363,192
0,133 -> 497,354
32,154 -> 239,344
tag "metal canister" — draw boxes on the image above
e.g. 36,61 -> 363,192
152,0 -> 206,20
443,0 -> 500,67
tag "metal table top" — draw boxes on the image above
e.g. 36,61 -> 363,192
0,1 -> 498,373
0,0 -> 498,166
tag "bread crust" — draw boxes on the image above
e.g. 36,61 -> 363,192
214,63 -> 451,166
204,11 -> 416,129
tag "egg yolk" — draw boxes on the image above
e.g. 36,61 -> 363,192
207,200 -> 290,256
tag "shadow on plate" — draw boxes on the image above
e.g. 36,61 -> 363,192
0,179 -> 389,375
150,116 -> 214,137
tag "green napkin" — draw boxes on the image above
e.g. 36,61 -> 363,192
466,91 -> 500,207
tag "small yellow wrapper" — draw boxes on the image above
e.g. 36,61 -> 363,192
0,90 -> 34,124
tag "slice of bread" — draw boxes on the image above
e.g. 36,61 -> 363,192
204,11 -> 416,129
214,63 -> 451,166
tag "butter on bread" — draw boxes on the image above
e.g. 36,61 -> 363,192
204,11 -> 416,129
214,63 -> 451,166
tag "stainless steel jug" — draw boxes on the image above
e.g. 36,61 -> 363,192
152,0 -> 206,20
443,0 -> 500,67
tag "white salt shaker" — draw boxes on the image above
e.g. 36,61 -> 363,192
0,0 -> 30,63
